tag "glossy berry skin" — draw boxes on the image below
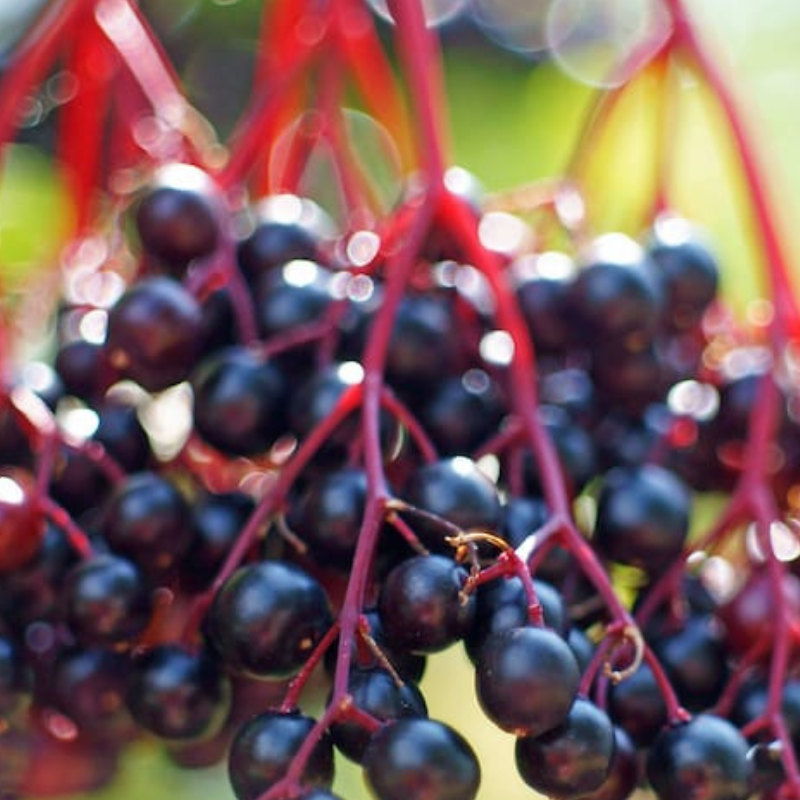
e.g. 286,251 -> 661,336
651,614 -> 729,712
607,662 -> 667,747
208,560 -> 333,678
183,491 -> 255,590
134,165 -> 219,269
126,644 -> 231,740
63,553 -> 152,645
647,217 -> 719,330
464,576 -> 568,664
568,233 -> 664,347
255,261 -> 333,342
515,697 -> 616,797
330,667 -> 427,763
515,263 -> 576,353
363,718 -> 480,800
191,346 -> 288,456
102,472 -> 193,575
593,464 -> 690,573
572,726 -> 639,800
93,401 -> 152,473
419,371 -> 505,456
0,469 -> 44,573
324,609 -> 427,684
237,218 -> 320,284
646,715 -> 752,800
105,276 -> 203,392
401,457 -> 502,552
731,677 -> 800,753
524,405 -> 597,496
475,625 -> 580,736
288,467 -> 366,570
54,339 -> 105,401
385,295 -> 457,393
228,711 -> 334,800
378,554 -> 475,655
0,522 -> 77,633
49,647 -> 132,737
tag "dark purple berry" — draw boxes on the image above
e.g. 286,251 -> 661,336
208,560 -> 333,678
593,464 -> 690,573
515,697 -> 616,797
102,472 -> 193,574
475,625 -> 580,736
105,276 -> 204,392
135,164 -> 220,270
363,718 -> 480,800
228,711 -> 334,800
126,644 -> 231,740
329,667 -> 427,763
378,554 -> 475,655
401,457 -> 502,553
63,553 -> 152,645
645,714 -> 752,800
191,346 -> 288,456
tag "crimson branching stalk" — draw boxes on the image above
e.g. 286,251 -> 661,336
0,1 -> 799,799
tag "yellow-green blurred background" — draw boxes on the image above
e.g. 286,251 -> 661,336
1,0 -> 800,798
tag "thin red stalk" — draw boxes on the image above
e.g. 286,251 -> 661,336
219,38 -> 318,190
185,220 -> 259,346
336,0 -> 412,167
0,0 -> 92,157
181,384 -> 363,645
712,634 -> 768,717
280,621 -> 341,712
40,498 -> 94,559
94,0 -> 195,164
440,191 -> 637,634
667,0 -> 800,346
332,198 -> 436,699
385,0 -> 448,185
642,644 -> 690,724
473,416 -> 523,459
57,10 -> 117,234
379,387 -> 438,464
384,512 -> 427,555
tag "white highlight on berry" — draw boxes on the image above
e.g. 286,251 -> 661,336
747,520 -> 800,564
478,212 -> 532,256
346,230 -> 381,268
58,405 -> 100,442
480,330 -> 514,366
667,380 -> 719,421
337,361 -> 365,386
0,476 -> 24,506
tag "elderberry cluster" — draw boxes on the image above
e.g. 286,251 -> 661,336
0,150 -> 795,800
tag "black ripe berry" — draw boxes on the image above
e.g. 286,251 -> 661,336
475,624 -> 580,736
645,714 -> 752,800
228,711 -> 334,800
363,718 -> 480,800
378,554 -> 475,654
208,560 -> 333,678
593,464 -> 691,573
515,697 -> 616,797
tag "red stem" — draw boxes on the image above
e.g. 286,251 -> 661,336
667,0 -> 800,346
384,0 -> 448,185
181,383 -> 364,645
